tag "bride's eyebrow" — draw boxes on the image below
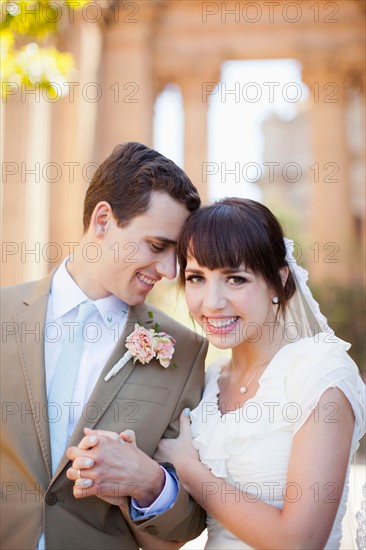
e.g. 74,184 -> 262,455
221,268 -> 251,275
185,268 -> 204,274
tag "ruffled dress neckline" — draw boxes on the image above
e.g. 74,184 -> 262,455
214,340 -> 294,417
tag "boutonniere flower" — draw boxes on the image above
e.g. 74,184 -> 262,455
104,322 -> 176,381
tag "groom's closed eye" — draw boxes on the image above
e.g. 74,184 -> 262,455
147,236 -> 178,252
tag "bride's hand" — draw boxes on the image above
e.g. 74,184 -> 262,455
154,409 -> 199,472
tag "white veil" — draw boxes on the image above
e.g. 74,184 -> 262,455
282,238 -> 342,343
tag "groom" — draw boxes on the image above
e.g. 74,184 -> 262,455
1,142 -> 207,549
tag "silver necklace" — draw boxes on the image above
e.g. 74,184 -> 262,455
231,347 -> 274,394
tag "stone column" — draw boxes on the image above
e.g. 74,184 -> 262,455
1,93 -> 31,285
302,59 -> 356,284
2,95 -> 51,285
49,14 -> 103,259
95,2 -> 157,162
180,72 -> 219,205
346,67 -> 366,285
24,98 -> 52,281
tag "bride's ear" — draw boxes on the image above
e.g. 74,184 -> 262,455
279,266 -> 289,287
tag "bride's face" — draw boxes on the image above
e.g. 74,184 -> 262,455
184,256 -> 277,349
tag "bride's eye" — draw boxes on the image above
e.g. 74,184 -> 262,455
186,274 -> 204,284
227,276 -> 247,285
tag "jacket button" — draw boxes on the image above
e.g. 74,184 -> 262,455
45,492 -> 57,505
145,526 -> 158,536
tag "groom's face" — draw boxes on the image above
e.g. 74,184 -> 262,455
95,192 -> 190,305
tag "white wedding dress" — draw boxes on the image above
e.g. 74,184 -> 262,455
190,333 -> 366,549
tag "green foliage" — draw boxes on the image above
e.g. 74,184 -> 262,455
0,0 -> 91,98
311,283 -> 365,377
2,0 -> 59,38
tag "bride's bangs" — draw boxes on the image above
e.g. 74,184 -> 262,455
178,202 -> 269,275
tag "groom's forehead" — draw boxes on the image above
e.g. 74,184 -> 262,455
128,192 -> 190,230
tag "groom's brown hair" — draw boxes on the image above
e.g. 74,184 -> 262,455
83,142 -> 200,231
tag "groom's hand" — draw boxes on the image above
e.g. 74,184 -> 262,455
66,428 -> 165,507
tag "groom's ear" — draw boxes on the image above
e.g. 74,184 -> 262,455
92,202 -> 113,239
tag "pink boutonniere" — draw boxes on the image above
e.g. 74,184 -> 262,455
105,323 -> 176,381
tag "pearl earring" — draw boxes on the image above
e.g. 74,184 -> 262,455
272,296 -> 279,304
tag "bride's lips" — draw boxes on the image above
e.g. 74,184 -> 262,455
203,316 -> 239,334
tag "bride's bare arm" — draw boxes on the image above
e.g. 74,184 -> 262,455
156,388 -> 354,550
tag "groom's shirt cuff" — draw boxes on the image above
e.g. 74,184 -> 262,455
130,466 -> 178,519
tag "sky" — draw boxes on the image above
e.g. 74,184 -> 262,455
154,58 -> 308,201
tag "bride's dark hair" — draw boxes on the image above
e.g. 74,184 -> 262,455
177,197 -> 296,318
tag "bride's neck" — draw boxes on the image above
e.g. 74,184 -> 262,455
231,334 -> 284,377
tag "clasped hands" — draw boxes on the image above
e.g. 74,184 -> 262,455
66,427 -> 164,507
66,411 -> 198,507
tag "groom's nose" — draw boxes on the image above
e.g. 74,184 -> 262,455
156,251 -> 177,280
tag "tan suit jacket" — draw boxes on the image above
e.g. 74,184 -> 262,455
0,273 -> 207,549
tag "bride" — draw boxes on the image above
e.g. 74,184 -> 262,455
155,198 -> 365,549
69,198 -> 365,549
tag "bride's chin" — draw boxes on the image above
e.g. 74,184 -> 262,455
205,335 -> 235,350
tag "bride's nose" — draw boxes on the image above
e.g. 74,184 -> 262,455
203,283 -> 226,311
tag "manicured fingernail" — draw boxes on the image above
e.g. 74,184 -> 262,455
88,436 -> 97,444
84,458 -> 94,467
124,430 -> 134,439
183,408 -> 191,417
83,479 -> 93,487
76,478 -> 93,488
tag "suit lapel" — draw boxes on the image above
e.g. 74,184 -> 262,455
56,304 -> 152,476
14,273 -> 55,480
14,274 -> 158,480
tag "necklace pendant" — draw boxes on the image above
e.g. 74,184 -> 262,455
240,386 -> 247,394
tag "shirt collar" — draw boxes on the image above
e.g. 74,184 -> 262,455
51,258 -> 128,324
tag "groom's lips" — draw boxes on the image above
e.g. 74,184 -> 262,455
136,272 -> 160,290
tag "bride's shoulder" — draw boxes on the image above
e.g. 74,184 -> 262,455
283,332 -> 362,403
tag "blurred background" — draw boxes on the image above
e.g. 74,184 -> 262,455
1,1 -> 365,546
1,0 -> 364,367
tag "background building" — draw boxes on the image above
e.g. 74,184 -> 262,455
2,0 -> 365,286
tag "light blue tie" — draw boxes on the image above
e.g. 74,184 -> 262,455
49,300 -> 96,475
